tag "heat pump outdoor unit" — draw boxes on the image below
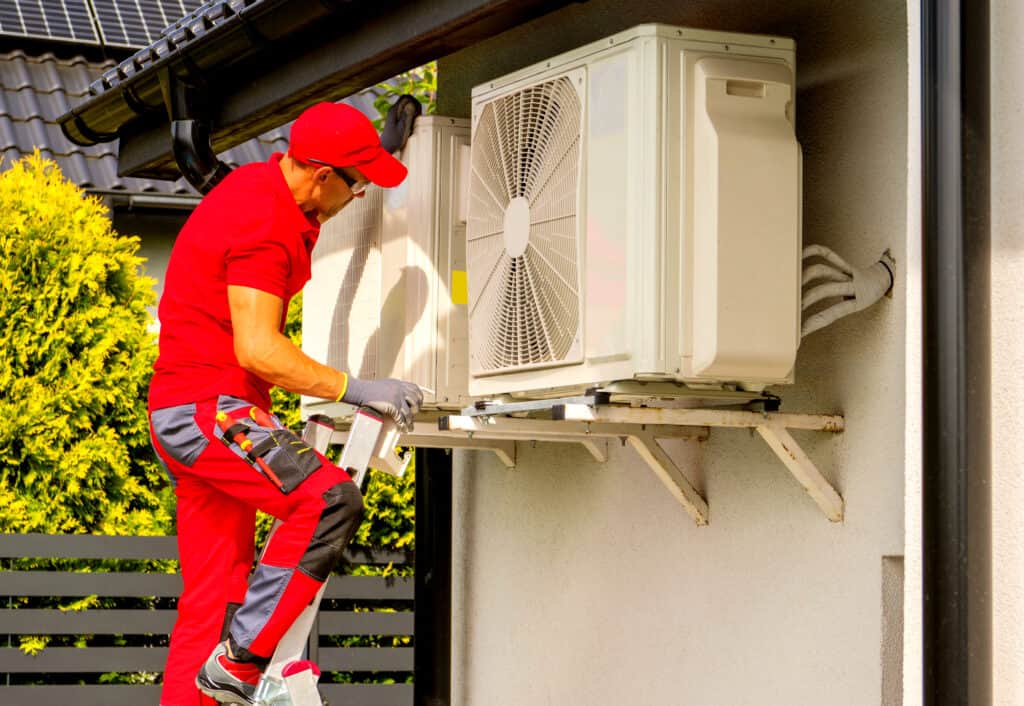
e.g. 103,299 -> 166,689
467,24 -> 801,398
302,116 -> 471,419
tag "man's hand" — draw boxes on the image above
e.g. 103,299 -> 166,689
342,377 -> 424,432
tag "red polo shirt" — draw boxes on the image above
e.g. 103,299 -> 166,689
149,154 -> 320,412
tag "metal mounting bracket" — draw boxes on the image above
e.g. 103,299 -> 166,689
315,395 -> 845,525
552,403 -> 845,522
441,413 -> 710,524
324,424 -> 519,469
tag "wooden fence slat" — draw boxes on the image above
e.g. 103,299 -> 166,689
343,548 -> 410,566
324,576 -> 415,600
0,683 -> 414,706
317,610 -> 414,636
0,609 -> 176,634
317,646 -> 414,671
0,685 -> 161,706
0,571 -> 182,597
0,534 -> 179,560
320,683 -> 414,706
0,573 -> 412,599
0,609 -> 413,636
0,646 -> 167,672
0,534 -> 408,565
0,646 -> 413,674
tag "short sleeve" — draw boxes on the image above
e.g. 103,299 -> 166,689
224,198 -> 293,299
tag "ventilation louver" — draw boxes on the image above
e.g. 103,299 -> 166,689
468,74 -> 585,374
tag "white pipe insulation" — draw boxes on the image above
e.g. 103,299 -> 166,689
801,245 -> 895,338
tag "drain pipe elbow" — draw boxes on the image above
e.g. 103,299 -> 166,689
172,119 -> 233,194
380,95 -> 423,154
167,71 -> 232,195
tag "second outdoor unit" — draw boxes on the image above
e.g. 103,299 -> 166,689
302,116 -> 471,418
467,24 -> 802,398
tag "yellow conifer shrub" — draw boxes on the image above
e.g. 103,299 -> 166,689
0,154 -> 171,534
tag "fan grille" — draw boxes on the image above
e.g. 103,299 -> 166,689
468,74 -> 583,372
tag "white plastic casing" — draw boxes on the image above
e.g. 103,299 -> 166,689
467,24 -> 801,398
301,117 -> 471,419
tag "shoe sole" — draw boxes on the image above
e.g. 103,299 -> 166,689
196,671 -> 254,705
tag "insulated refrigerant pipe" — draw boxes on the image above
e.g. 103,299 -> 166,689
799,246 -> 894,337
922,0 -> 991,703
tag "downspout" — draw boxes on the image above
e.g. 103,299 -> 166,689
921,0 -> 991,702
165,70 -> 233,194
414,448 -> 452,706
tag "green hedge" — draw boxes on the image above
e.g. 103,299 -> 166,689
0,154 -> 171,536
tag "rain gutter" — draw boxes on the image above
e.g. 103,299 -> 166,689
58,0 -> 581,182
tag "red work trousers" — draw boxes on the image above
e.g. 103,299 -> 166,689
150,396 -> 359,706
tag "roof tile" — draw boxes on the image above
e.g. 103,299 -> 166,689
0,49 -> 285,196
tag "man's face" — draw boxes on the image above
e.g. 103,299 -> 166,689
313,166 -> 369,223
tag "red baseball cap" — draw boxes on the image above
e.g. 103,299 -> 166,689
288,102 -> 408,187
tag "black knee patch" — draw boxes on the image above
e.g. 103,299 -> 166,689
299,481 -> 364,581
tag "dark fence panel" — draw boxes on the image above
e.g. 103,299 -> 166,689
0,534 -> 413,706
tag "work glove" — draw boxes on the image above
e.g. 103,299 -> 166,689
342,376 -> 423,432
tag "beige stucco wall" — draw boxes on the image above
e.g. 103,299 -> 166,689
445,1 -> 910,704
991,0 -> 1024,701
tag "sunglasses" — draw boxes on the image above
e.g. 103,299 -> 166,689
307,158 -> 369,194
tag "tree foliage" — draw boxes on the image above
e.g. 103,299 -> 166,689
371,61 -> 437,131
0,154 -> 171,535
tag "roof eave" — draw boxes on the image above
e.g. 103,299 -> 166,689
60,0 -> 579,180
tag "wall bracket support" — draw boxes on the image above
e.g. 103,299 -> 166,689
552,401 -> 845,522
322,397 -> 845,526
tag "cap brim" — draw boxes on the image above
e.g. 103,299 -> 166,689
356,149 -> 408,188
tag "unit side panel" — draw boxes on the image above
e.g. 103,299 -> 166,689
435,124 -> 472,406
389,122 -> 438,399
663,39 -> 686,374
680,45 -> 800,384
584,46 -> 636,365
301,187 -> 385,417
379,166 -> 414,382
697,55 -> 798,381
627,35 -> 671,373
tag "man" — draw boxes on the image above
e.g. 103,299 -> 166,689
148,102 -> 423,705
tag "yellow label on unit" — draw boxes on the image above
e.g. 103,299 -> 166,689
451,270 -> 468,305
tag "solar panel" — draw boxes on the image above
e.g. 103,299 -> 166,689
0,0 -> 207,49
92,0 -> 204,48
0,0 -> 99,44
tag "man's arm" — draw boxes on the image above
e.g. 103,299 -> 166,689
228,284 -> 345,400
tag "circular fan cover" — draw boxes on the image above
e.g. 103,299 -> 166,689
468,75 -> 583,373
